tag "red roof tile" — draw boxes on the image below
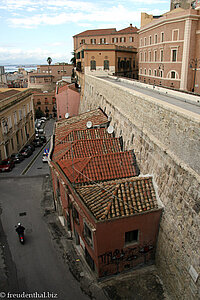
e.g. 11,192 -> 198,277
117,26 -> 138,34
53,138 -> 122,161
58,151 -> 139,184
55,109 -> 108,144
76,177 -> 159,220
74,28 -> 117,37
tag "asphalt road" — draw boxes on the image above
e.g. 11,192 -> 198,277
0,176 -> 88,300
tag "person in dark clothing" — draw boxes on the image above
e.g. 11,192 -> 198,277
15,223 -> 25,237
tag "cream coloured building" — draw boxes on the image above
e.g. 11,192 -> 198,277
0,89 -> 35,160
138,7 -> 200,94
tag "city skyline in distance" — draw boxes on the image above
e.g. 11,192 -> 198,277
0,0 -> 169,65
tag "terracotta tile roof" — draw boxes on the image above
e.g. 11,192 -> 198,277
74,28 -> 117,37
58,150 -> 139,184
76,176 -> 159,220
117,26 -> 138,34
0,89 -> 20,100
59,128 -> 112,144
53,138 -> 122,161
55,109 -> 108,144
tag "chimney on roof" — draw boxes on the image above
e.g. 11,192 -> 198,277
130,23 -> 132,27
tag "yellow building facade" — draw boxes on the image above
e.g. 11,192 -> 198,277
0,89 -> 35,160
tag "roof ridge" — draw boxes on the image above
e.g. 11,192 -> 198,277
102,185 -> 119,219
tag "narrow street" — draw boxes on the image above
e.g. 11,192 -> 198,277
0,119 -> 90,300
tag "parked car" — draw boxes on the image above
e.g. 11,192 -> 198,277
38,128 -> 44,134
39,135 -> 47,143
0,158 -> 15,172
20,147 -> 33,158
27,144 -> 35,152
31,139 -> 43,147
11,153 -> 24,163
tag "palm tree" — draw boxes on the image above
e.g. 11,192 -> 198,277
70,52 -> 76,66
47,57 -> 52,73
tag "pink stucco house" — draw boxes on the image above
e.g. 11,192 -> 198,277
56,82 -> 80,119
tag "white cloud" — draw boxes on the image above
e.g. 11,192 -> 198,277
8,4 -> 145,28
0,46 -> 69,63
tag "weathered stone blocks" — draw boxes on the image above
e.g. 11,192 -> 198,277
79,75 -> 200,299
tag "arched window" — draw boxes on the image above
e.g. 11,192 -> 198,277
90,60 -> 96,70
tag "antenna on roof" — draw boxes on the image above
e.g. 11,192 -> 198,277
107,125 -> 114,134
86,121 -> 93,129
65,112 -> 69,119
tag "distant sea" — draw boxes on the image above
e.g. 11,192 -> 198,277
4,64 -> 37,73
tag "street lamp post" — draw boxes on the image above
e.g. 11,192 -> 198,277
189,58 -> 200,92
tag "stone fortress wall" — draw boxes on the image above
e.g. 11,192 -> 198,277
79,75 -> 200,300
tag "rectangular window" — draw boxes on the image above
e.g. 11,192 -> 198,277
90,39 -> 96,44
144,52 -> 147,62
81,39 -> 85,44
161,32 -> 164,42
155,34 -> 158,44
120,37 -> 126,43
18,109 -> 22,120
140,52 -> 142,62
154,50 -> 157,62
14,112 -> 17,125
149,51 -> 151,62
129,37 -> 134,42
172,30 -> 178,41
100,38 -> 106,44
8,116 -> 12,129
172,49 -> 177,62
113,37 -> 118,43
84,223 -> 93,247
72,207 -> 79,225
81,50 -> 84,58
160,50 -> 163,62
149,36 -> 152,45
144,37 -> 146,46
154,69 -> 157,76
125,230 -> 139,244
23,106 -> 26,117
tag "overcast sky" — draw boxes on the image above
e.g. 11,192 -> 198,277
0,0 -> 169,65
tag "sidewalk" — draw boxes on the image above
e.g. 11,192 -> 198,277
42,176 -> 170,300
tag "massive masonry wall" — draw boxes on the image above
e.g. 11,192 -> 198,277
79,75 -> 200,300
